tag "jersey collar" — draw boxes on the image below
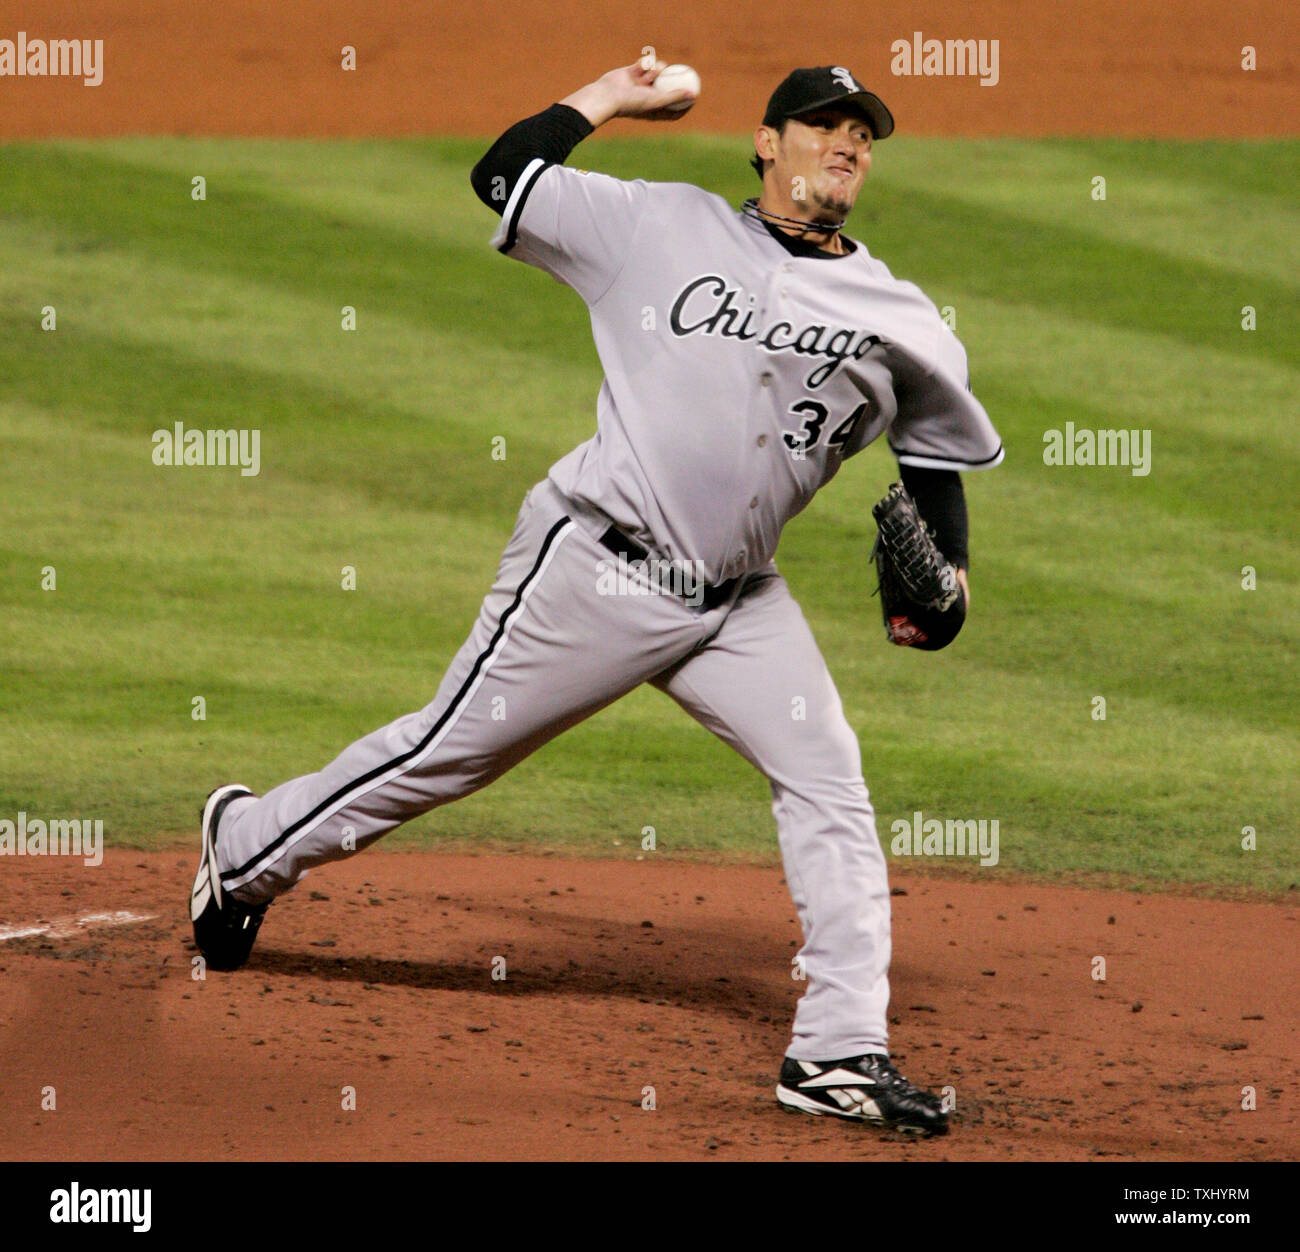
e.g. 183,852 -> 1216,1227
758,218 -> 858,260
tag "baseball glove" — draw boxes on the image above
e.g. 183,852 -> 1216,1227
870,481 -> 966,650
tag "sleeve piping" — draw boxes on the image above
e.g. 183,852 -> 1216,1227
490,158 -> 550,254
893,444 -> 1005,472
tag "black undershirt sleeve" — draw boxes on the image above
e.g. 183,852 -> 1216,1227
898,464 -> 970,571
470,103 -> 595,214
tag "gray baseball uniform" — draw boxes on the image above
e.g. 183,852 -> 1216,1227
215,105 -> 1002,1062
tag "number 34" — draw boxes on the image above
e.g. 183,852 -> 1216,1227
781,399 -> 868,459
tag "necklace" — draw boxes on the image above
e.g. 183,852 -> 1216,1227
740,197 -> 845,237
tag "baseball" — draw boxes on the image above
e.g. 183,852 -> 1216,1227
655,63 -> 701,111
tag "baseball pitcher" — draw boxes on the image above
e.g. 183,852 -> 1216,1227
191,59 -> 1003,1137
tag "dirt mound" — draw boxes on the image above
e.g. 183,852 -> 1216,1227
2,0 -> 1294,138
1,850 -> 1293,1160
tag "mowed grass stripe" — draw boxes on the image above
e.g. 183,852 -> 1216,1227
788,445 -> 1297,733
0,144 -> 598,369
57,136 -> 500,246
77,135 -> 1300,290
0,136 -> 1294,892
874,137 -> 1300,290
2,297 -> 1288,737
3,149 -> 1294,532
863,183 -> 1296,368
6,139 -> 1293,369
0,310 -> 567,522
0,212 -> 596,446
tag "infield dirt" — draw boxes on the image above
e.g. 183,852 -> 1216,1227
2,851 -> 1296,1161
1,0 -> 1295,139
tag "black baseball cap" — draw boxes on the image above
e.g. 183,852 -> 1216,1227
762,66 -> 894,139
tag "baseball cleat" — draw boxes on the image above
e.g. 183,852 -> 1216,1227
190,784 -> 268,971
776,1053 -> 950,1136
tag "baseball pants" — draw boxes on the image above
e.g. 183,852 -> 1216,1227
216,478 -> 893,1059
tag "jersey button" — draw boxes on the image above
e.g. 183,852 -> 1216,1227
749,497 -> 758,509
760,372 -> 773,386
756,435 -> 767,447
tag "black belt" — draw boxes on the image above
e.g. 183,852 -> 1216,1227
598,526 -> 740,611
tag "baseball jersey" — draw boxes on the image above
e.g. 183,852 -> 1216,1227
493,161 -> 1003,585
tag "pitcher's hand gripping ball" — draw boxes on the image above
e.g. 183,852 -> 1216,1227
871,482 -> 966,650
653,64 -> 701,112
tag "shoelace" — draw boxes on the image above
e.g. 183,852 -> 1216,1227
855,1056 -> 926,1095
865,1057 -> 906,1086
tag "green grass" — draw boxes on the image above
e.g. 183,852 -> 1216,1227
0,135 -> 1295,895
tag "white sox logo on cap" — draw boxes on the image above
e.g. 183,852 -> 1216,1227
831,66 -> 862,92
